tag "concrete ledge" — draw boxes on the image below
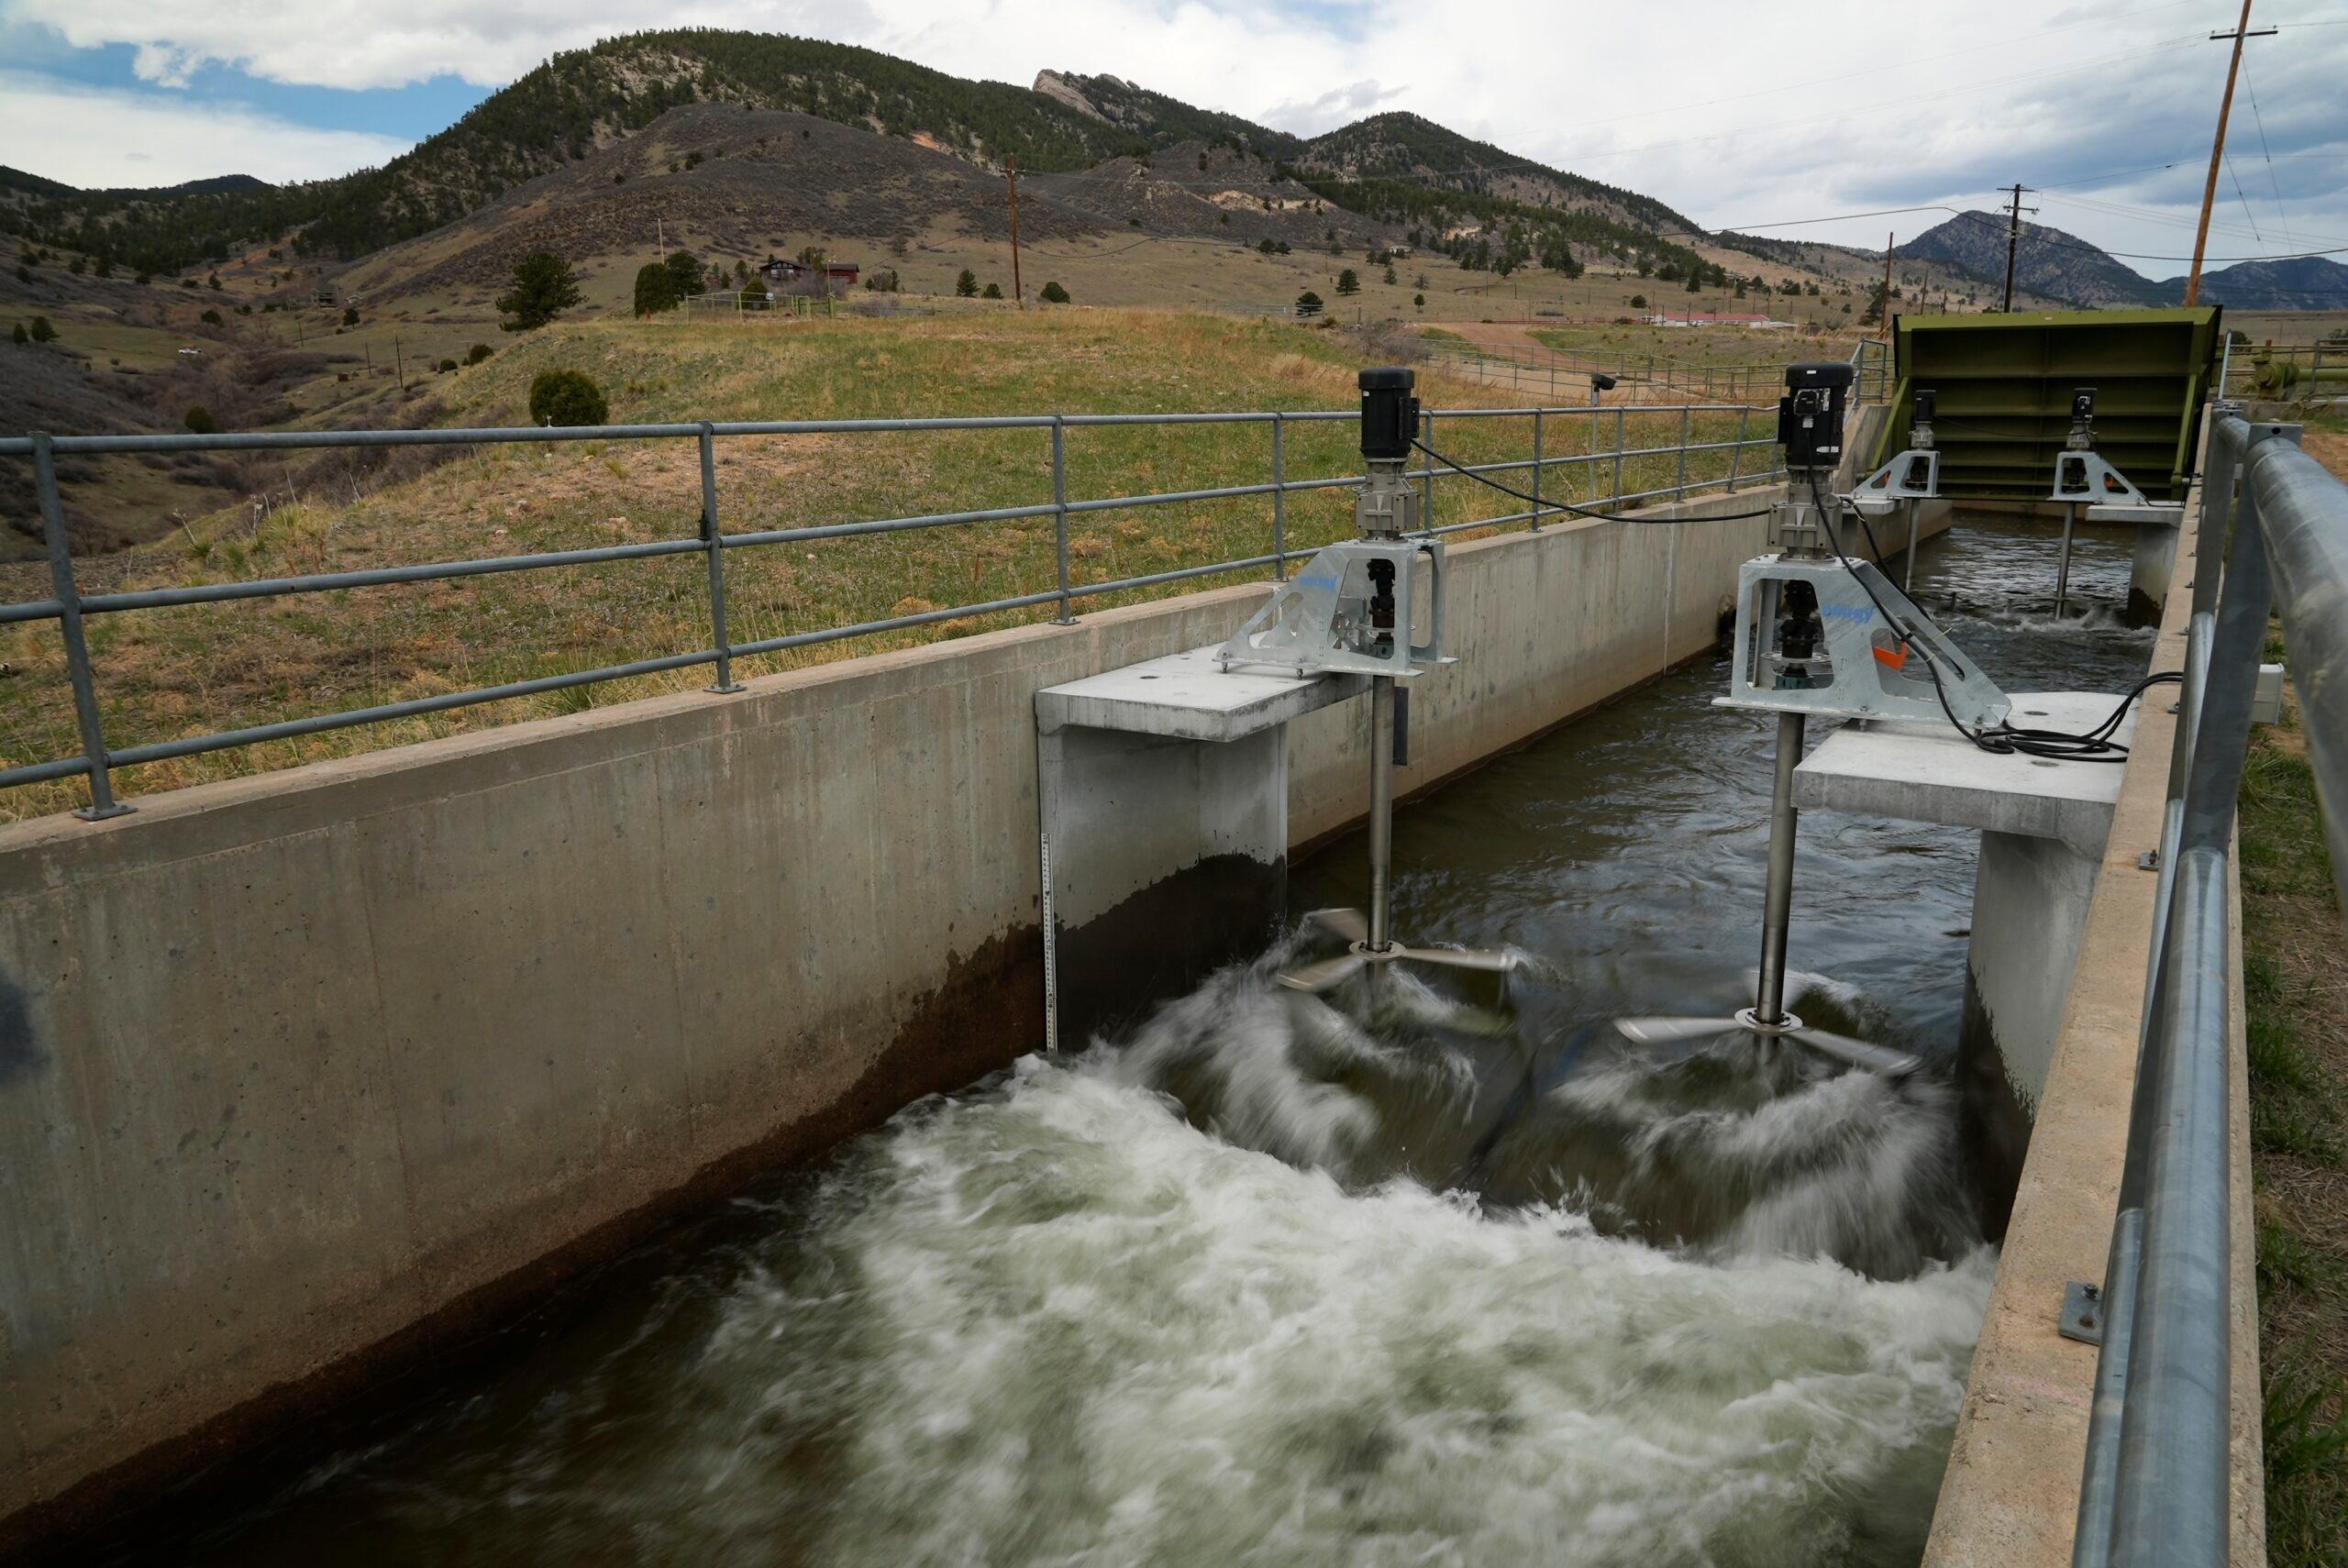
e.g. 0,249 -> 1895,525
1919,469 -> 2265,1566
1795,692 -> 2135,855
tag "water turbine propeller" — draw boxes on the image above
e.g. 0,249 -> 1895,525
1617,362 -> 1934,1079
1614,709 -> 1919,1077
1215,368 -> 1517,1005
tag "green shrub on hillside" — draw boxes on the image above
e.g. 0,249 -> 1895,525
1040,281 -> 1070,304
528,369 -> 608,427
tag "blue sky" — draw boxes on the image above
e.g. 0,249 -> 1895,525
1,0 -> 2342,280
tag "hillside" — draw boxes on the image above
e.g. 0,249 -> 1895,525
337,105 -> 1390,304
1033,72 -> 1304,163
0,32 -> 1716,290
2162,256 -> 2348,313
0,34 -> 1163,278
1896,212 -> 2170,309
1297,113 -> 1696,236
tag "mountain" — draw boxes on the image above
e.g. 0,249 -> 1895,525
0,32 -> 1711,285
337,103 -> 1386,301
1895,211 -> 2170,309
2160,255 -> 2348,312
1296,113 -> 1697,236
1033,72 -> 1303,163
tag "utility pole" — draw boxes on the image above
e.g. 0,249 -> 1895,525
1006,155 -> 1024,310
2186,0 -> 2277,305
1881,231 -> 1894,337
2001,183 -> 2037,312
394,333 -> 404,392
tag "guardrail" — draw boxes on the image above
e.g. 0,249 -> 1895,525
1,399 -> 1787,819
2071,411 -> 2343,1567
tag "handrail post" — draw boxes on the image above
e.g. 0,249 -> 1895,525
1530,408 -> 1544,531
1270,413 -> 1287,579
1611,407 -> 1627,513
1726,406 -> 1748,493
699,423 -> 742,693
33,432 -> 131,820
1675,406 -> 1691,497
1050,415 -> 1075,624
1420,406 -> 1434,530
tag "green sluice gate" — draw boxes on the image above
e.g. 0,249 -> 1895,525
1870,308 -> 2223,504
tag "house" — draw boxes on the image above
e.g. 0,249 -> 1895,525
825,263 -> 859,287
760,257 -> 809,285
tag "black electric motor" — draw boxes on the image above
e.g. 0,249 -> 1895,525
1359,367 -> 1419,461
1777,361 -> 1854,472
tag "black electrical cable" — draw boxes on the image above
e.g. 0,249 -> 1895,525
1412,439 -> 1780,525
1800,472 -> 2177,761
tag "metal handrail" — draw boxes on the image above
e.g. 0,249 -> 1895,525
2072,410 -> 2340,1568
3,399 -> 1788,817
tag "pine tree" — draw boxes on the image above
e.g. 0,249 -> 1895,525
956,269 -> 978,297
497,250 -> 582,332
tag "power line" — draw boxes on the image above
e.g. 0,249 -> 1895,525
2239,61 -> 2295,254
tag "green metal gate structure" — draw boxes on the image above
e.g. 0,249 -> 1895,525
1870,308 -> 2224,504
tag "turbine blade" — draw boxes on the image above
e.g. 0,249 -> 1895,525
1393,944 -> 1519,974
1304,908 -> 1369,944
1277,951 -> 1368,993
1614,1016 -> 1740,1045
1791,1027 -> 1922,1077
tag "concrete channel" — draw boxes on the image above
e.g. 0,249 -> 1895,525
0,423 -> 2259,1563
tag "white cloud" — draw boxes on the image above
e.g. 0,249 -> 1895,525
0,72 -> 412,185
6,0 -> 2344,275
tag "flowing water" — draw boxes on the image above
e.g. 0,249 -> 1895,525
129,518 -> 2159,1568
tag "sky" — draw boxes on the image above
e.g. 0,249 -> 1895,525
2,0 -> 2343,283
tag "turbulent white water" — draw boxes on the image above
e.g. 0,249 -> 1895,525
249,955 -> 1989,1568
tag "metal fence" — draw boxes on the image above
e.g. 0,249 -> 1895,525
0,398 -> 1787,819
1417,335 -> 1889,406
2070,411 -> 2345,1568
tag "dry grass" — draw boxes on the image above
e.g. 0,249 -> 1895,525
0,309 -> 1771,821
2243,683 -> 2348,1566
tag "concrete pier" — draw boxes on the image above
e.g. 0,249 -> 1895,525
1796,690 -> 2132,1234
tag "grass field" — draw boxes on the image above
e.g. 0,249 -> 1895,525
2247,417 -> 2348,1566
0,309 -> 1777,820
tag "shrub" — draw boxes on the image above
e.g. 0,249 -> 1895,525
865,269 -> 900,293
28,315 -> 55,343
1039,281 -> 1070,304
465,343 -> 493,365
200,308 -> 223,326
342,306 -> 360,326
980,282 -> 1002,300
1413,293 -> 1424,308
436,358 -> 458,373
183,405 -> 216,434
9,323 -> 26,346
528,369 -> 608,427
1629,293 -> 1647,309
741,276 -> 770,308
1294,291 -> 1324,318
